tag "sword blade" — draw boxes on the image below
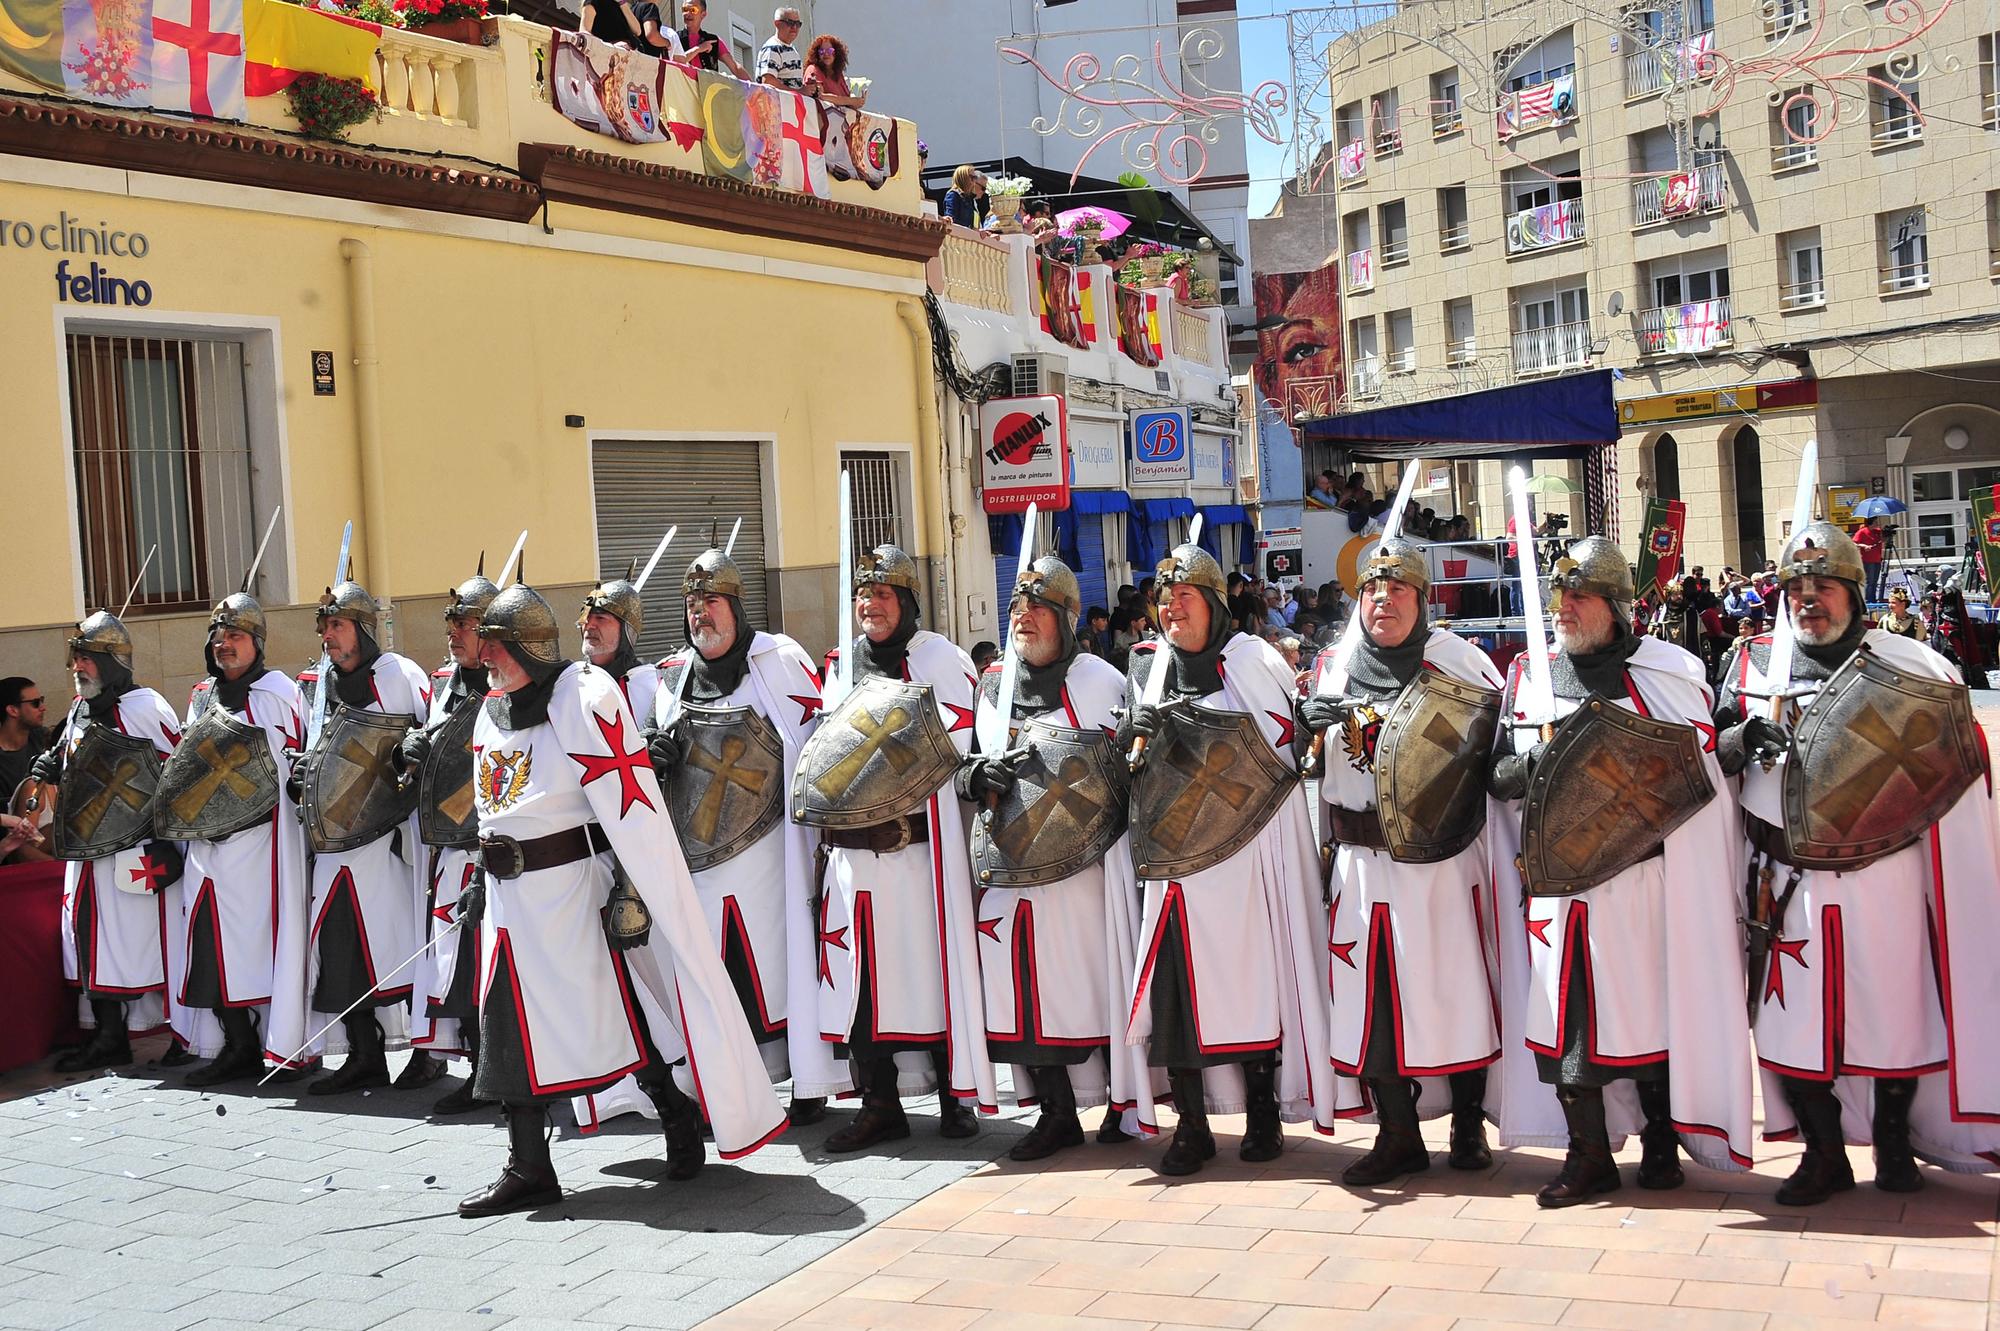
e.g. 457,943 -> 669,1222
722,517 -> 743,560
633,524 -> 679,592
258,916 -> 462,1086
829,471 -> 855,709
242,507 -> 283,594
1763,439 -> 1819,721
1510,467 -> 1556,727
497,529 -> 529,589
981,502 -> 1038,756
116,544 -> 158,620
307,521 -> 356,750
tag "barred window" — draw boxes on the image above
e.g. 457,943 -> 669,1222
842,449 -> 911,563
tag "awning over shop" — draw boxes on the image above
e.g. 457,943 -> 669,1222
1070,490 -> 1132,515
1131,496 -> 1196,568
1300,371 -> 1620,460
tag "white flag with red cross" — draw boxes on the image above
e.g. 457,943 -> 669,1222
776,89 -> 828,198
152,0 -> 247,121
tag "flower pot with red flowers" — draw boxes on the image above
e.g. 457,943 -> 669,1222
394,0 -> 488,44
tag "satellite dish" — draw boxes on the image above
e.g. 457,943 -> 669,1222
1694,123 -> 1720,151
1606,291 -> 1625,317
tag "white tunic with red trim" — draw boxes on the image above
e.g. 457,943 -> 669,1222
1734,630 -> 2000,1172
971,652 -> 1129,1111
1123,633 -> 1337,1133
409,665 -> 478,1057
814,630 -> 998,1110
1489,635 -> 1754,1173
1317,629 -> 1505,1120
55,688 -> 183,1034
173,671 -> 307,1059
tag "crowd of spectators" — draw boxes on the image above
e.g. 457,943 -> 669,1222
574,2 -> 874,100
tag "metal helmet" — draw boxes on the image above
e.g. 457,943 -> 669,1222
478,584 -> 564,667
1778,521 -> 1866,588
446,573 -> 500,624
1154,542 -> 1227,599
1012,554 -> 1082,622
316,580 -> 380,641
1360,536 -> 1430,596
1547,535 -> 1634,614
68,609 -> 134,671
208,592 -> 266,647
579,574 -> 644,642
683,548 -> 747,602
854,545 -> 921,594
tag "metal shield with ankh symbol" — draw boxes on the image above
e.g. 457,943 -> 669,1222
1375,670 -> 1501,864
668,704 -> 786,871
972,720 -> 1128,888
52,724 -> 162,860
417,702 -> 481,849
1130,704 -> 1299,880
1782,646 -> 1981,870
792,675 -> 960,830
302,705 -> 419,853
1519,698 -> 1715,896
152,706 -> 281,842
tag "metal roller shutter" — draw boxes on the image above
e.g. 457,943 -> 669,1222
1075,516 -> 1109,614
591,440 -> 768,660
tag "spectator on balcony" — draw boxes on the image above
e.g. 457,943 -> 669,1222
756,6 -> 805,88
1021,198 -> 1063,250
629,1 -> 688,60
942,165 -> 989,230
802,32 -> 865,109
677,0 -> 749,77
580,0 -> 641,48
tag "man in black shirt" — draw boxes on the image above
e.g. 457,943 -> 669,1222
0,676 -> 51,806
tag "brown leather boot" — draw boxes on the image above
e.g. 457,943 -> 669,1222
1537,1086 -> 1621,1209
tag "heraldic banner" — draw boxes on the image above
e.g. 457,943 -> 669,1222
1635,494 -> 1687,598
1971,484 -> 2000,592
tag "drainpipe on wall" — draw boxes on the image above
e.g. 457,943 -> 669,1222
339,238 -> 393,629
897,298 -> 966,641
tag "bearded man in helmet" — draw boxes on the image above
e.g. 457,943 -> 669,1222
803,545 -> 996,1151
1298,538 -> 1506,1186
273,580 -> 433,1094
1487,535 -> 1752,1207
457,581 -> 784,1217
33,610 -> 185,1072
1714,522 -> 2000,1202
166,592 -> 307,1085
642,544 -> 843,1125
960,555 -> 1142,1160
580,569 -> 661,721
1119,542 -> 1334,1176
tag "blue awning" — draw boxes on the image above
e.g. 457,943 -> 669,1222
1198,503 -> 1248,526
1071,490 -> 1131,515
1139,497 -> 1195,522
1300,370 -> 1619,459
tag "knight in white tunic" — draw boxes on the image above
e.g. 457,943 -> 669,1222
580,570 -> 662,724
458,583 -> 785,1218
806,545 -> 995,1152
37,610 -> 185,1072
172,592 -> 307,1086
1488,536 -> 1752,1207
1120,542 -> 1336,1177
1714,522 -> 2000,1203
647,547 -> 844,1124
960,555 -> 1138,1161
1298,538 -> 1504,1185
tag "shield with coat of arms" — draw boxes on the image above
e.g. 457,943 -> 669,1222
53,724 -> 162,860
151,706 -> 280,842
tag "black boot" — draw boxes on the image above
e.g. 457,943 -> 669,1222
156,1042 -> 198,1068
646,1075 -> 706,1182
459,1105 -> 561,1218
308,1014 -> 389,1096
1238,1055 -> 1284,1163
824,1058 -> 910,1153
787,1096 -> 828,1127
1097,1109 -> 1135,1144
1538,1086 -> 1621,1208
1871,1077 -> 1924,1194
433,1034 -> 493,1116
54,1000 -> 132,1073
1635,1078 -> 1685,1191
185,1007 -> 263,1087
1010,1066 -> 1084,1162
1343,1077 -> 1429,1186
1775,1076 -> 1855,1206
932,1048 -> 978,1139
394,1047 -> 448,1090
1447,1070 -> 1492,1170
1157,1069 -> 1216,1176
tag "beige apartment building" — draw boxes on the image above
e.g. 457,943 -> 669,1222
1306,0 -> 2000,574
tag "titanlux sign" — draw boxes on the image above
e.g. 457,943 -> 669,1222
979,394 -> 1071,514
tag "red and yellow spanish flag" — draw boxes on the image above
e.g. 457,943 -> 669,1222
243,0 -> 378,97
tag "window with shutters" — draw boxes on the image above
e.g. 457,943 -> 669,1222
590,439 -> 770,659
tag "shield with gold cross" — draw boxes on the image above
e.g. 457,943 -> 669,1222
1519,698 -> 1715,896
792,675 -> 960,830
1130,704 -> 1299,880
301,705 -> 420,853
1782,646 -> 1981,870
151,706 -> 280,842
52,724 -> 162,860
668,704 -> 787,871
972,721 -> 1128,888
1375,670 -> 1501,864
416,702 -> 481,850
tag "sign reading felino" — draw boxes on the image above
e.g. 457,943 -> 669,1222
979,394 -> 1071,513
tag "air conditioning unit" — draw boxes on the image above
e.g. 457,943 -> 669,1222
1010,352 -> 1065,397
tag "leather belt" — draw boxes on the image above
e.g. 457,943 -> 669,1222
477,822 -> 608,880
824,813 -> 930,854
1745,814 -> 1795,867
1326,805 -> 1388,852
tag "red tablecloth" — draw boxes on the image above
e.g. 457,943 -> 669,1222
0,861 -> 80,1071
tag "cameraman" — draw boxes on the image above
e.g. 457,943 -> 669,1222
1853,516 -> 1889,604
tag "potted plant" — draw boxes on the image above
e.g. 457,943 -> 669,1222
1187,274 -> 1220,307
286,72 -> 379,141
335,0 -> 404,26
1074,215 -> 1106,264
985,175 -> 1033,233
1119,241 -> 1170,285
393,0 -> 487,44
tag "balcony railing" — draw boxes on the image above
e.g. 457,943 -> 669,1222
1375,128 -> 1404,158
1765,1 -> 1810,38
1381,236 -> 1412,266
1348,359 -> 1384,399
1346,247 -> 1375,292
1772,136 -> 1818,170
1873,111 -> 1923,147
1879,258 -> 1931,293
1386,347 -> 1416,374
1446,337 -> 1477,365
1512,320 -> 1595,376
1505,199 -> 1586,255
1173,305 -> 1219,368
1637,296 -> 1734,354
375,27 -> 478,124
938,227 -> 1014,313
1433,105 -> 1464,137
1624,30 -> 1714,100
1780,276 -> 1826,309
1632,161 -> 1727,226
1439,221 -> 1472,253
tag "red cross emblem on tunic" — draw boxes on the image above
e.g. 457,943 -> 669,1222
817,923 -> 848,987
1763,937 -> 1809,1008
129,852 -> 170,894
1328,936 -> 1357,969
1525,914 -> 1552,947
942,703 -> 976,733
1265,709 -> 1295,750
568,710 -> 655,816
976,915 -> 1002,943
